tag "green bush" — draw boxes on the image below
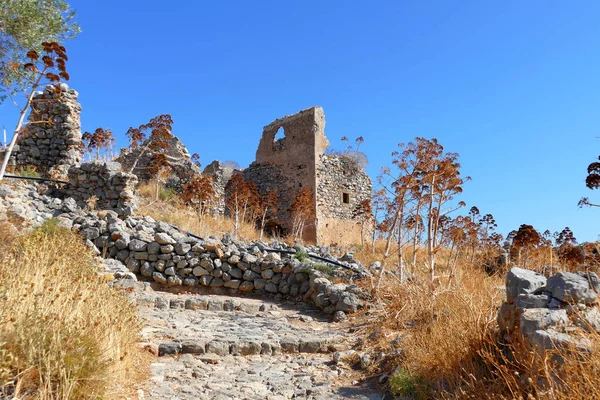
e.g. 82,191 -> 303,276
312,263 -> 334,275
17,166 -> 41,178
294,250 -> 309,262
389,369 -> 427,399
35,218 -> 62,235
159,187 -> 177,201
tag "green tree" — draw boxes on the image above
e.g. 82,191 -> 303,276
0,0 -> 80,102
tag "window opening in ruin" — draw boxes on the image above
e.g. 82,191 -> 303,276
274,126 -> 285,141
272,126 -> 286,151
342,192 -> 350,204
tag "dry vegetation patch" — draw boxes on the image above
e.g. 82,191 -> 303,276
0,220 -> 148,399
350,243 -> 600,399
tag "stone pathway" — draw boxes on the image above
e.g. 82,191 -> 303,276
133,287 -> 387,399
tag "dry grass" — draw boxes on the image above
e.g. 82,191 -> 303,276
0,220 -> 148,399
355,244 -> 600,399
137,181 -> 261,241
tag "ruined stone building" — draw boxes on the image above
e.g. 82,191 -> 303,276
8,84 -> 83,175
242,107 -> 372,245
116,135 -> 200,187
6,83 -> 371,245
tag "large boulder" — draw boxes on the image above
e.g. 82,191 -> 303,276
506,267 -> 547,302
546,271 -> 600,305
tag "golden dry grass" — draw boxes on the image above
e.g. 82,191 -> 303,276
137,181 -> 261,241
0,220 -> 148,399
353,243 -> 600,399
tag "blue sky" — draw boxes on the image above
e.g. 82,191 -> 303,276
2,1 -> 599,241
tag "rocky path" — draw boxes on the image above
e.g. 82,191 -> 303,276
132,286 -> 386,399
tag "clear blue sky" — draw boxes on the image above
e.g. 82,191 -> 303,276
2,1 -> 599,241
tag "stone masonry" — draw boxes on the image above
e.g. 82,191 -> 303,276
9,84 -> 83,175
243,107 -> 372,245
62,161 -> 138,216
202,160 -> 235,215
116,135 -> 200,188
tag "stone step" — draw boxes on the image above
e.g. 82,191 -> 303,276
158,335 -> 328,357
152,296 -> 280,314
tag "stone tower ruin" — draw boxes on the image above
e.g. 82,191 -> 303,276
9,84 -> 83,175
244,107 -> 372,245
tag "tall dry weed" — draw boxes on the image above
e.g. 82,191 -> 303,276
0,220 -> 147,399
137,181 -> 261,241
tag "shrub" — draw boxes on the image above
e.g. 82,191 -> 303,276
312,263 -> 334,275
35,217 -> 61,235
389,368 -> 426,399
16,166 -> 40,178
159,186 -> 177,202
0,222 -> 147,398
294,250 -> 309,262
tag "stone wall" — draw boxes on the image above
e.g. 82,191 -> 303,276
203,160 -> 235,214
60,161 -> 138,215
116,135 -> 200,187
245,107 -> 328,242
243,107 -> 371,245
316,154 -> 372,245
1,181 -> 366,321
10,84 -> 82,175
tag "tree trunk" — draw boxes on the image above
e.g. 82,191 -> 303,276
259,208 -> 267,241
427,177 -> 436,281
398,211 -> 405,283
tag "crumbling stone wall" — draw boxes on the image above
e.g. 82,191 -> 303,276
203,160 -> 235,214
243,106 -> 371,245
10,84 -> 83,175
244,107 -> 327,242
61,161 -> 138,216
316,154 -> 372,244
116,135 -> 200,187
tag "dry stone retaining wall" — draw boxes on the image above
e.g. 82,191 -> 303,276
1,181 -> 365,318
60,161 -> 138,215
78,212 -> 366,318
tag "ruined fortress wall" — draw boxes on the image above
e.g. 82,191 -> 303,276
202,160 -> 234,215
10,84 -> 83,175
246,107 -> 329,242
116,135 -> 200,188
315,154 -> 372,245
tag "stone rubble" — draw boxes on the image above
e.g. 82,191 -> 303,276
498,267 -> 600,354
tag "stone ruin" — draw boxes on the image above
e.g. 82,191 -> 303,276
242,106 -> 372,245
202,160 -> 235,215
7,84 -> 372,245
6,84 -> 137,215
8,84 -> 83,176
116,135 -> 200,188
498,267 -> 600,356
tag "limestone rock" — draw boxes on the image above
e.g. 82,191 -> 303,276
506,267 -> 547,302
